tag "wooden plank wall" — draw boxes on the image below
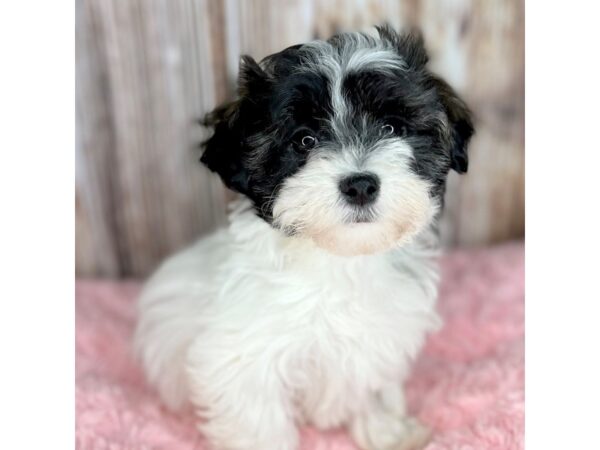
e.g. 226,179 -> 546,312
76,0 -> 524,278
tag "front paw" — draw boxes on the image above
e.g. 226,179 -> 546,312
351,413 -> 432,450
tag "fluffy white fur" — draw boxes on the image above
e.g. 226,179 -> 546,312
273,138 -> 438,256
135,198 -> 441,450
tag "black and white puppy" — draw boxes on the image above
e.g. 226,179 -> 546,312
135,26 -> 473,450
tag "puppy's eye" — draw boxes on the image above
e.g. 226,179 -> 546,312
300,135 -> 317,149
381,124 -> 395,136
381,122 -> 409,137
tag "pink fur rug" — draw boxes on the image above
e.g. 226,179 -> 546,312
76,242 -> 524,450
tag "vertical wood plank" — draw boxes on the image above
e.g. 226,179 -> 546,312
76,0 -> 121,277
77,0 -> 229,277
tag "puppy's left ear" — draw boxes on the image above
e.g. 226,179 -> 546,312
432,76 -> 475,174
377,25 -> 474,173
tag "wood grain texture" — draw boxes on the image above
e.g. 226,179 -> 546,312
76,0 -> 524,277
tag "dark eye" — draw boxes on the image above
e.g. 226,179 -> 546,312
381,124 -> 395,136
381,122 -> 409,138
300,135 -> 317,149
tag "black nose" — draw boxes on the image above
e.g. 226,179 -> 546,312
339,173 -> 380,206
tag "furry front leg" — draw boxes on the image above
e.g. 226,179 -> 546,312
186,344 -> 298,450
350,384 -> 431,450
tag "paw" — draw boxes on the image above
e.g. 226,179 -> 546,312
387,417 -> 431,450
351,414 -> 432,450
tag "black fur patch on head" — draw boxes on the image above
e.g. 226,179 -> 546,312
201,52 -> 332,220
201,26 -> 474,221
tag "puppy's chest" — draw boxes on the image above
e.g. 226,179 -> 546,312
223,245 -> 439,382
270,261 -> 436,381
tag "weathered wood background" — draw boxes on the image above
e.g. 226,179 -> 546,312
76,0 -> 524,278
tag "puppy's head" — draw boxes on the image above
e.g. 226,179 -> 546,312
201,26 -> 474,256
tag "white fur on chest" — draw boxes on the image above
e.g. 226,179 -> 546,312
135,201 -> 441,430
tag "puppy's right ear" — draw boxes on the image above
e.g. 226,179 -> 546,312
200,56 -> 270,193
200,100 -> 248,193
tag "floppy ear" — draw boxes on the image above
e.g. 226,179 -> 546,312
200,56 -> 270,193
377,25 -> 474,173
200,101 -> 247,192
432,76 -> 474,174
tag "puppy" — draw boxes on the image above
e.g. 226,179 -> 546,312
135,26 -> 473,450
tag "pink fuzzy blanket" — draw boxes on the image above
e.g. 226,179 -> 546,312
76,242 -> 524,450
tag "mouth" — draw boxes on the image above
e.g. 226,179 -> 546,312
346,206 -> 376,224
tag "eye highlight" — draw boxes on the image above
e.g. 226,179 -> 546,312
291,128 -> 319,152
380,120 -> 409,138
381,124 -> 395,136
300,135 -> 317,149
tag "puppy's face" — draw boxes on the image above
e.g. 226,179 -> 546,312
202,27 -> 473,256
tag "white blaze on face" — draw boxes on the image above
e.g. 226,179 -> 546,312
272,139 -> 437,256
299,36 -> 406,144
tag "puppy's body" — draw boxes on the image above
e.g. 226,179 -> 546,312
137,200 -> 439,449
136,26 -> 473,450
